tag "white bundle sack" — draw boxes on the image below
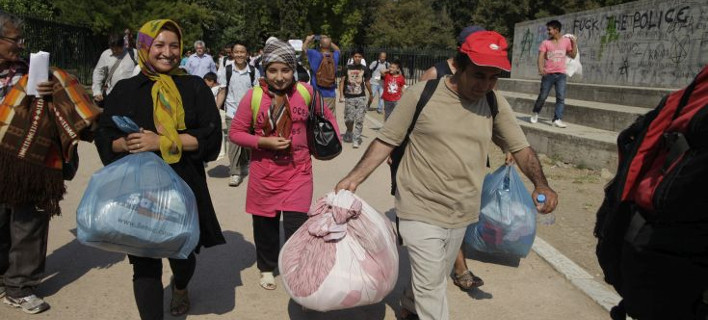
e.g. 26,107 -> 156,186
279,191 -> 399,312
564,34 -> 582,77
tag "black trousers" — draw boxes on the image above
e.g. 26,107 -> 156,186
128,253 -> 196,320
0,203 -> 50,298
252,211 -> 308,272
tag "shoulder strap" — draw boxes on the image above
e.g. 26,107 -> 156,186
486,90 -> 499,119
403,79 -> 440,141
250,87 -> 263,129
127,49 -> 137,65
225,64 -> 233,92
371,61 -> 379,72
295,82 -> 311,107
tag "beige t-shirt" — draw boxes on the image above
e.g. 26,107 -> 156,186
378,76 -> 529,229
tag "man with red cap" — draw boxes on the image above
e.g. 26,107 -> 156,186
335,31 -> 558,320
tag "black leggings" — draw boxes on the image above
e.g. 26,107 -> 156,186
128,253 -> 196,320
252,211 -> 308,272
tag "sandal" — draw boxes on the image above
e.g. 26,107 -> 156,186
259,272 -> 276,290
453,270 -> 484,290
170,282 -> 190,317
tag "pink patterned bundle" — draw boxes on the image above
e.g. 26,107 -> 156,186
279,191 -> 399,311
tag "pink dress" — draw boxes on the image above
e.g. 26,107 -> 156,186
229,83 -> 339,217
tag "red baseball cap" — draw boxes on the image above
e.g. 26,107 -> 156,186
459,31 -> 511,72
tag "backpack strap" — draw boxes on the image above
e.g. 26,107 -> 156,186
486,90 -> 499,119
249,83 -> 311,129
127,49 -> 137,65
403,79 -> 440,142
226,64 -> 233,92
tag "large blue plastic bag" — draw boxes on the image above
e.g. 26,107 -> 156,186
77,152 -> 199,259
465,165 -> 537,257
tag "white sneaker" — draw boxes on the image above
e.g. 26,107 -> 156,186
4,294 -> 50,314
353,140 -> 360,149
553,119 -> 568,128
530,113 -> 539,123
229,175 -> 243,187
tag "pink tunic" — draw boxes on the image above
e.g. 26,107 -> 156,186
229,83 -> 340,217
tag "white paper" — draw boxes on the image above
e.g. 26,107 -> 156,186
27,51 -> 50,96
288,39 -> 303,52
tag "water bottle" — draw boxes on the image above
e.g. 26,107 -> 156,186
536,194 -> 555,225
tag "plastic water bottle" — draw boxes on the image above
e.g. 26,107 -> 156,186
536,194 -> 555,226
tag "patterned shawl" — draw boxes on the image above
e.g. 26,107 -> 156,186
261,39 -> 297,141
136,19 -> 186,164
0,68 -> 101,215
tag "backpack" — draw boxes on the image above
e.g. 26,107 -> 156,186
249,82 -> 311,130
225,63 -> 255,95
370,61 -> 390,73
389,79 -> 498,196
315,52 -> 336,88
594,66 -> 708,319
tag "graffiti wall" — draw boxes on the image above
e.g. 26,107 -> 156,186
511,0 -> 708,88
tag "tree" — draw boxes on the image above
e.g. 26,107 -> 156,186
366,0 -> 455,49
0,0 -> 55,19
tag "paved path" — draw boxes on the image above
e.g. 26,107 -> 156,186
0,102 -> 608,319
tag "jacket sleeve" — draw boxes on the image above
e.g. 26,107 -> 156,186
92,50 -> 108,96
94,82 -> 129,166
182,78 -> 222,162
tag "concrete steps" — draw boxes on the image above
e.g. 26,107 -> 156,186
500,91 -> 647,132
497,78 -> 675,109
512,111 -> 618,171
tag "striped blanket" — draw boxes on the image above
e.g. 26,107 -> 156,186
0,67 -> 101,215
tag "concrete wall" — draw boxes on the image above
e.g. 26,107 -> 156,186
511,0 -> 708,89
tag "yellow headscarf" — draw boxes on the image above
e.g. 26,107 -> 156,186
136,19 -> 186,164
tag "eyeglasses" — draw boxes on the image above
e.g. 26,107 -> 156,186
0,36 -> 25,46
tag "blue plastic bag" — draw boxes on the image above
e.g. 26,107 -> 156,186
465,165 -> 537,257
77,152 -> 199,259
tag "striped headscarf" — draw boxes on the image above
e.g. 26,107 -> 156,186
262,38 -> 297,74
136,19 -> 186,164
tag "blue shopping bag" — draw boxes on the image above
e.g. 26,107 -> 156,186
465,165 -> 537,257
77,152 -> 199,259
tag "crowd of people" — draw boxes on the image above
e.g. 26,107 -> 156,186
0,11 -> 571,320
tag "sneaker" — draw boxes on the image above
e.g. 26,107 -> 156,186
530,113 -> 539,123
229,175 -> 243,187
3,294 -> 50,314
553,119 -> 568,128
342,132 -> 353,143
353,140 -> 360,149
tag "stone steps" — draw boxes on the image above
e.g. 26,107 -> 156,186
497,78 -> 675,108
499,90 -> 646,132
512,111 -> 619,171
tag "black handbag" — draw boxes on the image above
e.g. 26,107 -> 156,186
307,90 -> 341,160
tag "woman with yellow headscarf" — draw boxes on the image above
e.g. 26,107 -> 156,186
94,20 -> 225,319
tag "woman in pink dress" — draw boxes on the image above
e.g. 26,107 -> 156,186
229,38 -> 339,290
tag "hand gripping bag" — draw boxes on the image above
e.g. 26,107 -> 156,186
465,165 -> 537,257
279,191 -> 399,312
77,152 -> 199,259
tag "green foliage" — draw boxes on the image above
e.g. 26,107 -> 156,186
367,0 -> 455,49
2,0 -> 639,53
0,0 -> 55,19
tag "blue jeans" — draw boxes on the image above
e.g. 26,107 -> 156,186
371,82 -> 384,111
532,73 -> 567,121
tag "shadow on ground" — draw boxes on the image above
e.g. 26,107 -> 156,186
166,231 -> 256,317
40,229 -> 125,297
207,165 -> 230,178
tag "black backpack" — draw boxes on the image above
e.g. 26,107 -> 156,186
595,66 -> 708,319
389,78 -> 498,196
225,63 -> 255,94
